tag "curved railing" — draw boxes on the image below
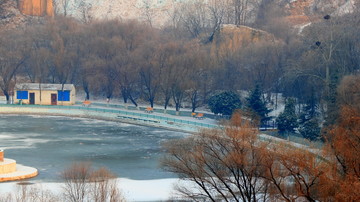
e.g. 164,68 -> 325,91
75,101 -> 221,119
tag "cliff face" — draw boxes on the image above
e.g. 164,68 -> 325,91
18,0 -> 53,16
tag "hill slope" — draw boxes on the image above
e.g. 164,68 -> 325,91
0,0 -> 357,30
53,0 -> 356,26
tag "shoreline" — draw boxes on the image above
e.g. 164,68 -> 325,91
0,105 -> 214,133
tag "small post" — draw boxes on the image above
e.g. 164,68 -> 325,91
0,149 -> 4,162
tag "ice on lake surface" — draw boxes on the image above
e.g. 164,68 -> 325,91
0,115 -> 187,181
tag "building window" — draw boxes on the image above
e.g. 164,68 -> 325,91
16,91 -> 28,99
58,90 -> 70,101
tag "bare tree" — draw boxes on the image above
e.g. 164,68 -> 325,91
162,112 -> 270,201
88,167 -> 124,202
61,162 -> 124,202
162,111 -> 344,201
14,183 -> 59,202
79,1 -> 93,24
0,30 -> 28,103
141,0 -> 155,27
173,0 -> 227,41
233,0 -> 249,25
61,162 -> 92,202
56,0 -> 70,16
262,143 -> 328,202
138,41 -> 161,108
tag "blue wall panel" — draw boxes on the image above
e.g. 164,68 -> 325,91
17,91 -> 28,99
58,90 -> 70,101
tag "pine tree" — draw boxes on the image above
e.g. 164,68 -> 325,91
276,98 -> 298,133
246,84 -> 271,124
208,91 -> 242,116
299,104 -> 321,141
299,118 -> 321,141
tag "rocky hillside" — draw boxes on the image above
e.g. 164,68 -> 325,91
9,0 -> 356,26
51,0 -> 356,27
54,0 -> 179,26
0,0 -> 27,30
0,0 -> 357,31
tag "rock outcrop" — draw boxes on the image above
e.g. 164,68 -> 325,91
18,0 -> 53,16
0,0 -> 28,30
285,0 -> 314,25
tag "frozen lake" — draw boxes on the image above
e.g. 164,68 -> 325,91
0,115 -> 187,182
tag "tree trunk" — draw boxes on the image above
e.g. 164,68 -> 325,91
129,94 -> 138,107
175,103 -> 180,111
164,95 -> 171,109
85,91 -> 90,100
121,88 -> 128,103
191,90 -> 198,113
39,82 -> 42,105
4,91 -> 9,104
149,98 -> 154,108
83,82 -> 90,100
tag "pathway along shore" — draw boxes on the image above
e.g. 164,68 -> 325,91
0,103 -> 218,133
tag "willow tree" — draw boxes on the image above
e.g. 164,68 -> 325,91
0,30 -> 29,103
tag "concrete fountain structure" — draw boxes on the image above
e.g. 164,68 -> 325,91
0,149 -> 38,182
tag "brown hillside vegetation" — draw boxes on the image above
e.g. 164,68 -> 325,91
211,24 -> 279,58
320,75 -> 360,201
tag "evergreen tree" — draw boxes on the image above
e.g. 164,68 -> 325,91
276,98 -> 298,133
246,84 -> 271,124
208,91 -> 242,116
299,118 -> 321,141
324,73 -> 339,127
299,104 -> 318,123
299,103 -> 321,141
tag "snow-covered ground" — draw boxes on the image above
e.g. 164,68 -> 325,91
0,178 -> 181,201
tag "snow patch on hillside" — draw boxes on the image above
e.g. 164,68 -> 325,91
55,0 -> 179,26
